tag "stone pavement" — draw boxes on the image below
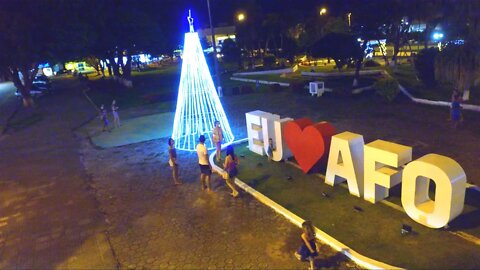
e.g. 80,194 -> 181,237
1,74 -> 478,269
0,78 -> 116,269
79,137 -> 357,269
0,77 -> 358,269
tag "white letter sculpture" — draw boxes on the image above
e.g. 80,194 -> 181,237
267,117 -> 293,162
401,154 -> 466,228
364,140 -> 412,203
246,110 -> 292,161
246,110 -> 278,155
325,132 -> 365,197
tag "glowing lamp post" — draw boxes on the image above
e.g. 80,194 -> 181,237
237,13 -> 245,22
171,10 -> 235,151
319,7 -> 327,16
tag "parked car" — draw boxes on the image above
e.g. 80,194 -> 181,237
15,83 -> 50,97
33,75 -> 51,87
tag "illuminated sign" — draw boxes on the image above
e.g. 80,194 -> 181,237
245,110 -> 467,229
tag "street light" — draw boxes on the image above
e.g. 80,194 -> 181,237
319,7 -> 327,16
237,13 -> 245,22
347,12 -> 352,27
206,0 -> 222,97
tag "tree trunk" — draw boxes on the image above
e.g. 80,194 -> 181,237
123,53 -> 132,79
9,66 -> 36,107
118,56 -> 125,77
353,42 -> 368,88
265,38 -> 270,55
424,25 -> 432,49
378,40 -> 389,66
105,59 -> 112,77
100,62 -> 106,77
109,57 -> 120,77
280,34 -> 284,53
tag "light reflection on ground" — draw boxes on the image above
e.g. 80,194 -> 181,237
0,82 -> 15,101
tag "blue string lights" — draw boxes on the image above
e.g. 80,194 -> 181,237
171,10 -> 234,151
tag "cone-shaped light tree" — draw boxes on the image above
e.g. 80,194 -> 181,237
172,11 -> 234,151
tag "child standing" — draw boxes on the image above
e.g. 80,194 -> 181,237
223,145 -> 240,198
99,105 -> 110,132
294,220 -> 319,270
168,138 -> 182,185
451,93 -> 463,129
266,138 -> 275,161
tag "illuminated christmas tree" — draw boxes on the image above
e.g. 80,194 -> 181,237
172,11 -> 234,151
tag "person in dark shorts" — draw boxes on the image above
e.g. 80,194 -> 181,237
223,145 -> 239,197
168,138 -> 182,185
451,93 -> 463,129
294,220 -> 319,270
196,135 -> 212,192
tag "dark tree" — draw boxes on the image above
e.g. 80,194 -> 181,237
310,32 -> 362,71
221,38 -> 241,66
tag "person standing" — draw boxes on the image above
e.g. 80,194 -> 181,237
196,135 -> 212,192
223,145 -> 240,198
212,120 -> 223,162
99,105 -> 110,132
451,93 -> 463,129
111,99 -> 121,128
266,138 -> 275,161
294,220 -> 319,270
168,138 -> 182,185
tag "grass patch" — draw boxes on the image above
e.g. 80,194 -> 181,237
233,72 -> 378,93
389,64 -> 480,104
86,65 -> 182,110
216,143 -> 480,269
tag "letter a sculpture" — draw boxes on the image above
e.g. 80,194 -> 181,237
172,10 -> 234,151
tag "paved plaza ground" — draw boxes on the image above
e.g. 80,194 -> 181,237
0,76 -> 479,269
0,78 -> 357,269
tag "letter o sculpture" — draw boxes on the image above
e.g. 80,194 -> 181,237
401,154 -> 467,229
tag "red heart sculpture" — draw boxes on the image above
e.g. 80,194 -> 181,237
284,118 -> 336,173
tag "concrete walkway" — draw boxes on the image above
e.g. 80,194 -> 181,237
79,112 -> 175,148
0,78 -> 116,269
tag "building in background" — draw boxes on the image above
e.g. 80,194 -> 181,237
197,25 -> 236,48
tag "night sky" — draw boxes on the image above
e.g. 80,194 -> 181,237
152,0 -> 352,46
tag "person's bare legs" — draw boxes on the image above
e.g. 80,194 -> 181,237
225,177 -> 239,197
205,174 -> 212,192
200,173 -> 206,190
173,165 -> 181,184
216,143 -> 221,162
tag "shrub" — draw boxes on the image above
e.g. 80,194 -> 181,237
290,82 -> 305,95
364,59 -> 381,67
270,83 -> 282,93
373,78 -> 400,102
414,47 -> 438,86
231,87 -> 240,95
263,54 -> 276,68
240,85 -> 253,94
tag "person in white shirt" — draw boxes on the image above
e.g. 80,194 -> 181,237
196,135 -> 212,192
